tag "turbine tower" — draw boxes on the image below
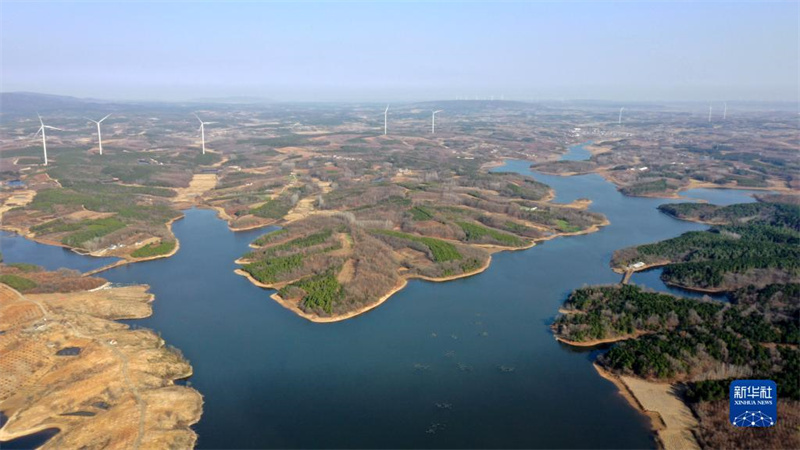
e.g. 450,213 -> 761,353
618,107 -> 625,125
384,105 -> 389,136
708,105 -> 713,123
34,115 -> 63,166
86,114 -> 111,155
723,102 -> 727,120
193,113 -> 217,154
431,110 -> 443,134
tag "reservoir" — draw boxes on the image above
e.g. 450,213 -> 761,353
0,143 -> 766,448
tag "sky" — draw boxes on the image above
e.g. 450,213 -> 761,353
1,1 -> 797,102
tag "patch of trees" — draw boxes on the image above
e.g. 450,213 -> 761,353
280,269 -> 344,315
477,215 -> 545,239
250,195 -> 292,219
372,229 -> 462,262
13,180 -> 181,253
408,205 -> 434,221
455,221 -> 526,247
243,254 -> 305,284
658,201 -> 800,230
0,274 -> 38,291
251,229 -> 288,247
614,202 -> 800,290
554,284 -> 799,394
620,179 -> 675,197
518,204 -> 604,233
130,241 -> 176,258
321,185 -> 406,211
60,218 -> 127,248
531,160 -> 597,175
0,265 -> 105,294
99,164 -> 191,188
457,173 -> 550,201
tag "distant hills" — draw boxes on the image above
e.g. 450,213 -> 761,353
0,92 -> 117,115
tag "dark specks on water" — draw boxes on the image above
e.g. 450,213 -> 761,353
0,143 -> 768,449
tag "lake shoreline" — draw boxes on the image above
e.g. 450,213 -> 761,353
2,214 -> 184,277
593,363 -> 701,450
0,282 -> 203,448
235,255 -> 494,323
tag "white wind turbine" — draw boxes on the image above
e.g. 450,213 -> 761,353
708,105 -> 713,123
723,102 -> 727,120
34,115 -> 63,166
383,105 -> 389,136
86,114 -> 111,155
193,113 -> 217,154
618,107 -> 625,124
431,110 -> 443,134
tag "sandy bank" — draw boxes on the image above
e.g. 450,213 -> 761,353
594,364 -> 700,450
554,330 -> 648,347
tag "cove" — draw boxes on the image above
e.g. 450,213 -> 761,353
0,145 -> 766,448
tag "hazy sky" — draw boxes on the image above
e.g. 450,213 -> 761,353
2,1 -> 797,102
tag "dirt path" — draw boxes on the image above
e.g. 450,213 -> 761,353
0,282 -> 200,448
10,286 -> 148,450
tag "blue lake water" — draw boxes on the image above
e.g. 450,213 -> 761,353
0,143 -> 765,448
558,141 -> 593,161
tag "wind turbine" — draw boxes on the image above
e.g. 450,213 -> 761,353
34,115 -> 63,166
708,105 -> 713,123
431,110 -> 443,134
193,113 -> 217,154
723,102 -> 727,120
618,107 -> 625,124
86,114 -> 111,155
383,105 -> 389,136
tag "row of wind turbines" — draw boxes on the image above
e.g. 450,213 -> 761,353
383,105 -> 444,136
33,112 -> 219,165
33,102 -> 731,166
617,102 -> 729,124
35,106 -> 444,166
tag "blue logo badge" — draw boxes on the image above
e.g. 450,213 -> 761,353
730,380 -> 777,427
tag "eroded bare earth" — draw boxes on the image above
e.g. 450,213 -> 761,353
0,276 -> 201,449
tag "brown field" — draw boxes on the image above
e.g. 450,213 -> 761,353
174,173 -> 218,203
63,209 -> 116,221
693,399 -> 800,450
0,279 -> 201,449
0,189 -> 35,217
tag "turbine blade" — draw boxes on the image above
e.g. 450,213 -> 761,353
99,113 -> 112,122
193,113 -> 202,123
44,126 -> 64,131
